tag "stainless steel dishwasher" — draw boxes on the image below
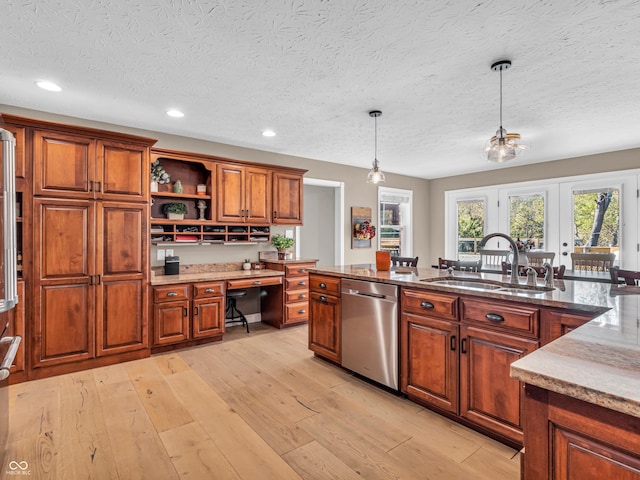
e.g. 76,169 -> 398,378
341,279 -> 399,390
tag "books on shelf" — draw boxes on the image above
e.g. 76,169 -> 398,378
175,234 -> 199,242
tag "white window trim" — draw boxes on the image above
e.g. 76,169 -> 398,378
378,186 -> 413,257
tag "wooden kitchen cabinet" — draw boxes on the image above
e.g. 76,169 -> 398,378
400,289 -> 459,414
33,130 -> 149,202
262,261 -> 316,328
192,282 -> 225,339
272,171 -> 303,225
540,308 -> 596,345
523,384 -> 640,480
308,274 -> 341,363
153,285 -> 190,345
216,163 -> 271,223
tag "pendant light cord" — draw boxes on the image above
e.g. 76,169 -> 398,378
499,67 -> 503,129
374,114 -> 378,162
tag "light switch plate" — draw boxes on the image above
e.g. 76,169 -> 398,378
166,248 -> 174,257
157,249 -> 165,261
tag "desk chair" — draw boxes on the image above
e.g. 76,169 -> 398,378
609,266 -> 640,285
391,256 -> 419,267
525,251 -> 555,267
226,290 -> 249,333
571,252 -> 616,272
479,249 -> 510,271
502,262 -> 566,279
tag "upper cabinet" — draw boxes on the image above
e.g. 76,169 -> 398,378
33,129 -> 150,202
273,171 -> 304,225
216,163 -> 271,223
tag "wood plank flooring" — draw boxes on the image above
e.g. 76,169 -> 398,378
4,324 -> 520,479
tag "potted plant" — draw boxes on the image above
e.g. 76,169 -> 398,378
271,234 -> 294,260
151,160 -> 170,192
163,202 -> 187,220
243,258 -> 252,270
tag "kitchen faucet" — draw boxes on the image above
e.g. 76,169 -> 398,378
478,232 -> 520,285
542,262 -> 554,288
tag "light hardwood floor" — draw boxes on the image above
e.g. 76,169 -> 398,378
5,324 -> 520,479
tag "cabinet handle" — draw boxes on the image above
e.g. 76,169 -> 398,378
319,282 -> 327,288
450,335 -> 456,351
166,292 -> 178,297
246,209 -> 250,218
273,210 -> 278,219
461,338 -> 467,354
89,180 -> 94,192
298,294 -> 306,299
204,288 -> 215,293
298,281 -> 306,286
319,295 -> 327,302
486,313 -> 505,323
183,307 -> 188,317
298,269 -> 306,273
194,306 -> 199,315
89,275 -> 94,285
298,309 -> 306,314
420,301 -> 434,309
252,281 -> 261,285
96,181 -> 102,192
97,274 -> 101,285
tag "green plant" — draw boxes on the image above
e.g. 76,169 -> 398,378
163,202 -> 187,215
244,258 -> 251,263
151,160 -> 170,184
271,234 -> 294,249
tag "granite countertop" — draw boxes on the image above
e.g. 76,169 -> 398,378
310,264 -> 640,418
151,268 -> 285,286
260,257 -> 319,265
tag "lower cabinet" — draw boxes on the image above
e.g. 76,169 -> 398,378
262,261 -> 316,328
152,281 -> 225,348
523,384 -> 640,479
308,274 -> 341,363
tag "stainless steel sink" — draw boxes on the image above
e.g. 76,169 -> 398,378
421,277 -> 553,294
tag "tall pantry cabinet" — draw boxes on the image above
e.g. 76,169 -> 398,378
30,123 -> 155,372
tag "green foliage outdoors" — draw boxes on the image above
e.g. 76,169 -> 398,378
457,201 -> 484,239
509,195 -> 544,240
574,191 -> 619,246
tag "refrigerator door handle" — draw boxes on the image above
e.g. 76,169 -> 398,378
0,336 -> 21,381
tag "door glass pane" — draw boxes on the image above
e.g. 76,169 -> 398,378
379,201 -> 401,255
457,200 -> 484,260
573,189 -> 620,260
379,188 -> 412,256
509,194 -> 545,249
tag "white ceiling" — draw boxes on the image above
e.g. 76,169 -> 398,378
2,0 -> 640,179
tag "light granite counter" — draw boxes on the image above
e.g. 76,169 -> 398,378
310,264 -> 640,419
151,268 -> 284,286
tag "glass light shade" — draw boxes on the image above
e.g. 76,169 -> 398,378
485,128 -> 526,163
367,160 -> 385,184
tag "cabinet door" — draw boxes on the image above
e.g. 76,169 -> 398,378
97,140 -> 148,201
541,309 -> 594,345
401,313 -> 459,414
308,292 -> 341,363
192,297 -> 224,339
459,325 -> 538,444
33,130 -> 95,198
153,300 -> 189,345
272,171 -> 303,225
216,163 -> 245,222
245,167 -> 271,223
33,198 -> 96,367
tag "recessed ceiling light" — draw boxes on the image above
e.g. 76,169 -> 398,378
262,130 -> 276,137
36,80 -> 62,92
166,109 -> 184,118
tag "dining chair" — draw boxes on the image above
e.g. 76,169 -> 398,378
570,252 -> 616,272
525,251 -> 556,267
391,255 -> 419,267
609,266 -> 640,285
501,262 -> 566,279
438,258 -> 481,272
479,249 -> 511,271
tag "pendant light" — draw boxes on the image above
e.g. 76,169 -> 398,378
366,110 -> 386,184
485,60 -> 527,163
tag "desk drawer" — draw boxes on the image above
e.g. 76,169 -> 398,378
285,263 -> 316,277
286,301 -> 309,323
227,276 -> 282,290
285,277 -> 309,290
461,297 -> 539,337
153,285 -> 189,303
286,290 -> 308,302
193,281 -> 225,298
309,275 -> 340,296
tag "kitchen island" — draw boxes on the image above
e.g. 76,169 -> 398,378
308,264 -> 640,473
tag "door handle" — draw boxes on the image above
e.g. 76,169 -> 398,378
183,307 -> 188,317
460,338 -> 467,354
450,335 -> 456,351
194,306 -> 199,316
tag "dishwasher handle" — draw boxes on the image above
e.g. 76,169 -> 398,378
348,290 -> 388,300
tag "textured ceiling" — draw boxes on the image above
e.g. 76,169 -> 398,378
2,0 -> 640,179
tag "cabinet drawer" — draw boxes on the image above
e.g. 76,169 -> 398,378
286,301 -> 309,322
153,285 -> 189,303
286,290 -> 308,303
285,263 -> 316,277
309,275 -> 340,296
461,298 -> 539,337
193,281 -> 225,298
402,289 -> 458,321
285,277 -> 309,290
226,275 -> 282,290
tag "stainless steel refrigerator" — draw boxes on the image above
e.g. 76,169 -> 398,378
0,126 -> 22,467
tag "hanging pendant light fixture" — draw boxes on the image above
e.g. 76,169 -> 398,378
366,110 -> 385,184
485,60 -> 527,163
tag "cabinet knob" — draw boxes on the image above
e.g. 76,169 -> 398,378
298,309 -> 306,314
167,292 -> 178,297
319,295 -> 327,302
298,269 -> 306,273
319,282 -> 327,288
298,281 -> 306,286
298,294 -> 306,299
420,301 -> 434,309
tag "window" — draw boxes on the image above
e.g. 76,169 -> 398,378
508,194 -> 545,249
457,199 -> 485,261
378,187 -> 413,256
